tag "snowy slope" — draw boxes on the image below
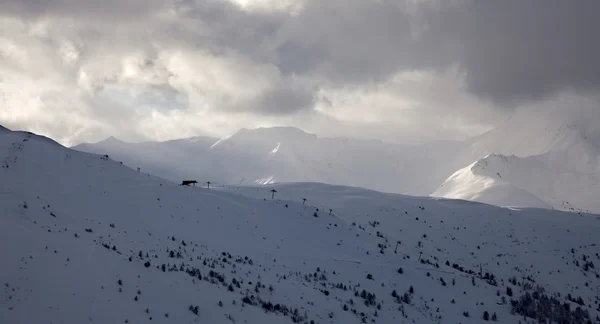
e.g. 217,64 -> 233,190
431,155 -> 551,209
3,128 -> 600,324
431,104 -> 600,212
73,135 -> 219,182
433,151 -> 600,212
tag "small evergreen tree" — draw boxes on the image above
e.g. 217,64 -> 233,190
506,286 -> 513,297
189,305 -> 199,315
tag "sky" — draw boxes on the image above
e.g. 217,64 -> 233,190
0,0 -> 599,146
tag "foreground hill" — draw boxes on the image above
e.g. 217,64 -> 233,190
2,127 -> 600,324
73,134 -> 219,182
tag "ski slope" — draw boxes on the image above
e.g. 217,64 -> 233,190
2,127 -> 600,324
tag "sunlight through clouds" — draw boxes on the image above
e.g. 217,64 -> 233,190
1,0 -> 599,146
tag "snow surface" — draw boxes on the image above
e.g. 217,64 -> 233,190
3,128 -> 600,324
74,134 -> 219,183
431,155 -> 551,209
433,148 -> 600,213
436,104 -> 600,212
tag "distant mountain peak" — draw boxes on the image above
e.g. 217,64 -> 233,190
432,158 -> 550,209
229,126 -> 318,142
183,136 -> 212,143
96,136 -> 125,145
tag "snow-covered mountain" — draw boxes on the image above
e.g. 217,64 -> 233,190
2,126 -> 600,324
434,105 -> 600,212
433,151 -> 600,212
432,155 -> 551,209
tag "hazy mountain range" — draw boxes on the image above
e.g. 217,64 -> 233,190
73,106 -> 600,213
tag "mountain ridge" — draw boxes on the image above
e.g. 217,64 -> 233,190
431,155 -> 552,209
61,105 -> 600,213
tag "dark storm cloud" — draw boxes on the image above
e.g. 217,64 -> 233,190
0,0 -> 168,20
3,0 -> 599,108
458,0 -> 600,105
176,0 -> 598,108
251,83 -> 315,115
271,0 -> 457,83
263,0 -> 600,105
161,0 -> 455,87
169,0 -> 286,63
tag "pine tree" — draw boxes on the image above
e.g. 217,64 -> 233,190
506,286 -> 513,296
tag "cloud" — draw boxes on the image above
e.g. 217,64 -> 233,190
264,0 -> 600,105
0,0 -> 169,20
0,0 -> 598,146
456,0 -> 600,105
267,0 -> 458,84
312,67 -> 501,142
